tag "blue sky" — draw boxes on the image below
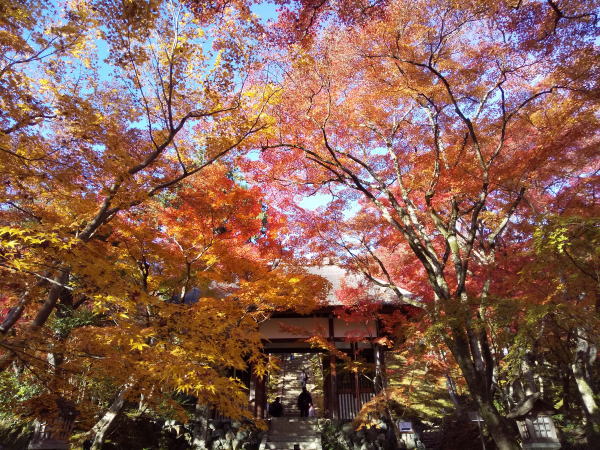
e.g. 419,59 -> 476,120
250,2 -> 280,23
92,1 -> 334,213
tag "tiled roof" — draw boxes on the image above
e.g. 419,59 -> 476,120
307,264 -> 413,306
174,264 -> 415,307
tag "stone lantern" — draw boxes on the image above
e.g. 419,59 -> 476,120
507,393 -> 561,449
396,421 -> 429,449
396,421 -> 416,449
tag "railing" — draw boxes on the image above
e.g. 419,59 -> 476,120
338,391 -> 375,420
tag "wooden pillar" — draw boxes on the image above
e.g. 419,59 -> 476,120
323,360 -> 329,407
248,363 -> 256,415
249,371 -> 257,417
328,314 -> 339,419
353,343 -> 360,413
255,374 -> 266,419
250,370 -> 267,419
329,352 -> 338,419
374,318 -> 386,392
374,344 -> 386,392
323,354 -> 330,416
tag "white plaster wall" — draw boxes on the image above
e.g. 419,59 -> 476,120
333,318 -> 376,339
259,317 -> 329,339
260,316 -> 377,340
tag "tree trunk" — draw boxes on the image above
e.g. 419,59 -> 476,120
0,270 -> 70,372
89,386 -> 130,450
572,362 -> 598,418
381,385 -> 404,449
521,352 -> 537,397
31,270 -> 70,329
571,330 -> 600,444
447,327 -> 521,450
445,374 -> 462,411
475,400 -> 519,450
190,403 -> 210,449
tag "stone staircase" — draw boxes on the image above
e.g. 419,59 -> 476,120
264,354 -> 322,449
264,417 -> 321,450
270,353 -> 318,417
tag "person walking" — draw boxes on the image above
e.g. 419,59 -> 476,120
300,368 -> 309,388
297,387 -> 313,418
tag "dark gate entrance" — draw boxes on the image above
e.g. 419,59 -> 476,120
266,352 -> 324,417
251,345 -> 379,420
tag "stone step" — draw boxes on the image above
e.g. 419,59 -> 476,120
268,435 -> 320,441
269,429 -> 316,435
271,418 -> 318,423
265,443 -> 320,450
270,423 -> 317,429
269,436 -> 319,442
267,417 -> 321,450
266,439 -> 321,449
270,430 -> 318,436
269,432 -> 319,440
270,426 -> 317,433
266,441 -> 320,446
270,422 -> 317,428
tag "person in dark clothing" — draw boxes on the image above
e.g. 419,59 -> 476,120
300,369 -> 308,388
297,387 -> 313,417
268,397 -> 283,417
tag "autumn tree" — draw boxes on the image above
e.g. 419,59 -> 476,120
65,165 -> 327,447
508,175 -> 599,442
0,0 -> 273,365
337,286 -> 460,444
255,1 -> 600,448
0,0 -> 320,444
2,156 -> 327,447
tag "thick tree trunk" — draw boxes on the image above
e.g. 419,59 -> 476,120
89,386 -> 130,450
447,327 -> 521,450
382,385 -> 404,448
445,374 -> 462,410
475,400 -> 519,450
561,370 -> 572,412
31,270 -> 70,329
0,270 -> 70,372
571,331 -> 600,444
190,403 -> 210,449
521,352 -> 538,397
572,363 -> 598,418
